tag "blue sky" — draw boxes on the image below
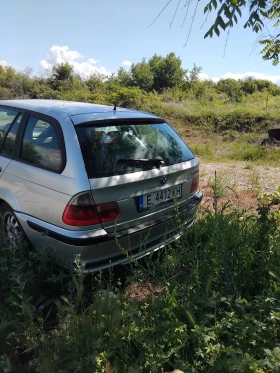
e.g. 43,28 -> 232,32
1,0 -> 280,82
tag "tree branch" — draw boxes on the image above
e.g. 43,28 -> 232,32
184,0 -> 200,47
170,0 -> 182,28
182,0 -> 194,28
148,0 -> 172,27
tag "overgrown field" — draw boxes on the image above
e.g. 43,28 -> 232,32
1,195 -> 280,372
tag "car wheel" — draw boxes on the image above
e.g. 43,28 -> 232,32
0,203 -> 25,243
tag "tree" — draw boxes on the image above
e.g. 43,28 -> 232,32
130,53 -> 186,92
185,64 -> 202,84
154,0 -> 280,65
216,78 -> 244,102
86,72 -> 106,92
116,67 -> 133,87
131,60 -> 154,91
51,63 -> 74,90
148,52 -> 186,92
241,77 -> 258,94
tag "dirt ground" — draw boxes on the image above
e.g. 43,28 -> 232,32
199,160 -> 280,210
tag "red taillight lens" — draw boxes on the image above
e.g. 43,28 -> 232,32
190,175 -> 199,193
63,204 -> 100,226
97,202 -> 120,223
62,192 -> 120,226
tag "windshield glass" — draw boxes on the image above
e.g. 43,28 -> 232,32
75,122 -> 194,178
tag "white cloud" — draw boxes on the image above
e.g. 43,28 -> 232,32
122,60 -> 132,67
199,71 -> 280,84
40,46 -> 110,78
198,73 -> 212,81
87,58 -> 98,65
0,60 -> 8,67
221,72 -> 280,84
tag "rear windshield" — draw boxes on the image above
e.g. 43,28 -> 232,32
75,121 -> 194,178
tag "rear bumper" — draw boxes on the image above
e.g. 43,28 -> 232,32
16,191 -> 202,272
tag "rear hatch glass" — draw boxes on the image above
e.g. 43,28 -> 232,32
75,120 -> 194,178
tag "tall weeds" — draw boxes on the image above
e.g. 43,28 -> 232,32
0,198 -> 280,372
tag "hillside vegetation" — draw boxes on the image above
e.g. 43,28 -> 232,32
1,54 -> 280,131
1,54 -> 280,165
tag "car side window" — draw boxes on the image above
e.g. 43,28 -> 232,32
0,108 -> 19,150
20,116 -> 62,172
1,114 -> 22,157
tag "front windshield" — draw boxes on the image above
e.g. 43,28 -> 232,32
75,122 -> 194,178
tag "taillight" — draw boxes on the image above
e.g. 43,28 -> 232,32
97,202 -> 120,223
190,175 -> 199,193
62,192 -> 120,226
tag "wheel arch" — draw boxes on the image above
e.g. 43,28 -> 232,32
0,190 -> 22,213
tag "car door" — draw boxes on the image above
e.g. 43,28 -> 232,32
4,113 -> 71,226
0,108 -> 22,177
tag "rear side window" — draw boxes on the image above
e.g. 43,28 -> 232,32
75,121 -> 194,178
1,114 -> 22,157
0,108 -> 19,150
20,116 -> 62,172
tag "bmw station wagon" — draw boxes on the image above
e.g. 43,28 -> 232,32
0,100 -> 202,271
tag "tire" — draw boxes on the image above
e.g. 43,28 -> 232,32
0,203 -> 25,244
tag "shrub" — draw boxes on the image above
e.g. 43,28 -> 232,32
190,143 -> 214,156
208,171 -> 229,198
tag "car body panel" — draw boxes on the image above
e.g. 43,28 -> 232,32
0,100 -> 145,122
70,110 -> 159,125
0,156 -> 12,176
89,159 -> 199,234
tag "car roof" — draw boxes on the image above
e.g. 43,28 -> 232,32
0,99 -> 160,124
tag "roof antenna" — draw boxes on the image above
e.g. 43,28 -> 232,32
113,103 -> 117,111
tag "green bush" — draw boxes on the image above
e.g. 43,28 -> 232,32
190,143 -> 214,156
230,143 -> 268,161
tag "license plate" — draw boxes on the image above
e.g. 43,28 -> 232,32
139,184 -> 182,211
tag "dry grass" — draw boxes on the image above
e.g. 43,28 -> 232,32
125,280 -> 163,302
199,161 -> 280,211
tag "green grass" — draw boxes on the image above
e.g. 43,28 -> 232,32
183,131 -> 280,166
141,99 -> 280,133
139,99 -> 280,166
1,199 -> 280,372
189,143 -> 214,157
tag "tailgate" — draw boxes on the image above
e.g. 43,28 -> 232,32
89,159 -> 199,234
74,118 -> 199,234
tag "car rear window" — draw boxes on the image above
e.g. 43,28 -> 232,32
75,121 -> 194,178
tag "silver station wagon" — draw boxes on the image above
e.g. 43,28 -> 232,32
0,100 -> 202,271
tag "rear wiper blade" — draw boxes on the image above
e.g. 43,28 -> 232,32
117,157 -> 165,169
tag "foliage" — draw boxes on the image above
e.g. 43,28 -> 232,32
1,57 -> 280,167
208,171 -> 229,199
1,195 -> 280,371
154,0 -> 280,65
129,53 -> 187,92
209,0 -> 280,65
149,52 -> 186,92
1,55 -> 280,104
86,72 -> 106,92
131,60 -> 154,91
